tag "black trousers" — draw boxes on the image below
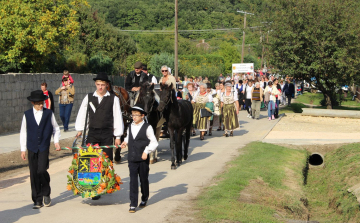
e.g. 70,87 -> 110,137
128,160 -> 149,207
28,150 -> 50,204
286,94 -> 292,106
87,128 -> 114,161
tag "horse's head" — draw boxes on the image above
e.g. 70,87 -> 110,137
139,82 -> 155,114
158,83 -> 173,112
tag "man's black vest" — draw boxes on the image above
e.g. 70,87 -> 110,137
131,71 -> 146,86
148,73 -> 154,82
128,122 -> 150,162
25,108 -> 53,153
88,93 -> 115,129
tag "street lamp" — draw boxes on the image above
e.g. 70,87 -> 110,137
237,10 -> 254,63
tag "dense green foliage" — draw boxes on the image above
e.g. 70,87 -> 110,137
0,0 -> 88,72
268,0 -> 360,108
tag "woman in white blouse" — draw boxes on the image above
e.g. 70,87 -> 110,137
192,83 -> 213,140
221,83 -> 239,137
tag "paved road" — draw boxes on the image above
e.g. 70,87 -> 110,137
0,110 -> 280,223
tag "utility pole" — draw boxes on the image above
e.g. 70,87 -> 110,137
237,10 -> 254,63
174,0 -> 178,79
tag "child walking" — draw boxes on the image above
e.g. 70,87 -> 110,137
120,104 -> 158,213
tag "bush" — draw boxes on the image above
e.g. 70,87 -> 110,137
149,52 -> 175,77
66,53 -> 88,73
88,54 -> 114,74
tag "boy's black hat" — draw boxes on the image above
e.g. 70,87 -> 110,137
93,72 -> 110,82
131,104 -> 147,115
27,90 -> 48,102
142,65 -> 147,71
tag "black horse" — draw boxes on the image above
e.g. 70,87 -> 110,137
137,82 -> 161,163
157,83 -> 193,169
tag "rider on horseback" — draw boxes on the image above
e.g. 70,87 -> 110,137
125,61 -> 149,106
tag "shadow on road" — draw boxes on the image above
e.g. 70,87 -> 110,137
0,175 -> 28,189
0,204 -> 39,223
147,183 -> 188,206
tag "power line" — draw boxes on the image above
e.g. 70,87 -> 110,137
115,28 -> 241,34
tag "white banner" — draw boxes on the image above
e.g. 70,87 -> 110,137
232,63 -> 254,77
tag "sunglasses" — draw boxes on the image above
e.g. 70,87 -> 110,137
161,70 -> 168,72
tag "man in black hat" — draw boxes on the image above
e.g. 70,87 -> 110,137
142,65 -> 157,84
20,90 -> 61,209
120,104 -> 158,213
125,61 -> 149,106
75,73 -> 124,166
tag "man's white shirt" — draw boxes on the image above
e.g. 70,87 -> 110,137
75,91 -> 124,139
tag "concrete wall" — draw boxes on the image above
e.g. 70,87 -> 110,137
0,73 -> 97,134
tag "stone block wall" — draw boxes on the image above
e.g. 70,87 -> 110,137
0,73 -> 97,134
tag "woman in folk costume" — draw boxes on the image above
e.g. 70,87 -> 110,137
205,83 -> 215,136
221,82 -> 240,137
192,83 -> 213,140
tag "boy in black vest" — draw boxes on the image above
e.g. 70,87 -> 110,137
120,104 -> 158,213
20,90 -> 61,209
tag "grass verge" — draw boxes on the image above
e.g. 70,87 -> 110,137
297,92 -> 360,107
279,103 -> 307,114
196,142 -> 308,222
305,143 -> 360,222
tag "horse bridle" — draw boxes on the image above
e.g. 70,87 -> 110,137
160,89 -> 173,108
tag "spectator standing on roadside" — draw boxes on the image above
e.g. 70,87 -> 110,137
41,82 -> 54,113
55,78 -> 75,132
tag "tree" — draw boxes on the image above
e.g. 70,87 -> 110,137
0,0 -> 88,72
268,0 -> 360,109
149,52 -> 175,77
217,42 -> 241,74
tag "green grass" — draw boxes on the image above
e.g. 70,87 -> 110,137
196,142 -> 308,222
279,103 -> 307,114
305,143 -> 360,222
297,92 -> 360,107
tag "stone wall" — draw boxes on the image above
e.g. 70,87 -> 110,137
0,73 -> 97,134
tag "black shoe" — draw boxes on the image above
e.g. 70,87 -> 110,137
63,129 -> 68,132
230,132 -> 233,137
216,128 -> 221,131
43,196 -> 51,207
33,202 -> 43,209
139,201 -> 147,208
192,132 -> 196,136
224,133 -> 229,137
204,131 -> 207,136
200,136 -> 204,140
129,207 -> 136,213
91,195 -> 101,200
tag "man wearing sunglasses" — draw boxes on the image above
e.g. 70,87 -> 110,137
125,61 -> 149,106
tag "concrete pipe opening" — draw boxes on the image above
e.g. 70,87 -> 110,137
309,153 -> 324,166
